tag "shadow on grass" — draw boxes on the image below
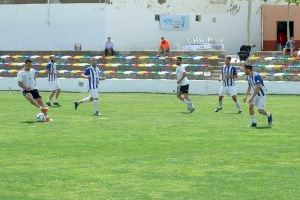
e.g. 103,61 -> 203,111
177,112 -> 193,115
20,121 -> 38,124
222,112 -> 242,115
256,125 -> 272,129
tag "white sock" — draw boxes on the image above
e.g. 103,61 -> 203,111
250,115 -> 256,124
93,100 -> 99,112
47,98 -> 50,103
219,101 -> 223,108
79,97 -> 90,104
235,101 -> 241,111
266,112 -> 271,118
183,98 -> 190,106
54,98 -> 58,103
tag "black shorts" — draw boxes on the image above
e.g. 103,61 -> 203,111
177,84 -> 189,94
22,89 -> 41,99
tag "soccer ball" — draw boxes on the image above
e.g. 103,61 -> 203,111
36,113 -> 45,122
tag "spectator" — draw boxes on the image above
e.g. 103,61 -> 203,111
293,50 -> 300,58
105,37 -> 115,57
283,37 -> 295,56
159,37 -> 170,57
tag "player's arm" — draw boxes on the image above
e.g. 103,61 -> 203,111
177,71 -> 187,84
243,85 -> 251,103
46,63 -> 51,74
18,81 -> 30,91
82,69 -> 90,78
248,84 -> 261,103
219,74 -> 222,82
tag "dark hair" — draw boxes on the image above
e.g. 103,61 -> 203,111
177,57 -> 183,61
25,59 -> 32,64
244,64 -> 253,70
226,56 -> 231,60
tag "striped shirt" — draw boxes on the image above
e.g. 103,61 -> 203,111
84,65 -> 102,90
46,62 -> 57,82
247,72 -> 266,96
221,65 -> 237,87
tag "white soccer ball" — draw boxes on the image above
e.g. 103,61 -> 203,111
36,113 -> 45,122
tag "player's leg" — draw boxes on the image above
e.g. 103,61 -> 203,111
90,89 -> 101,116
232,95 -> 242,113
257,97 -> 272,125
30,90 -> 49,119
215,86 -> 225,112
179,85 -> 194,112
24,92 -> 42,109
53,87 -> 61,106
74,95 -> 92,110
183,93 -> 195,113
176,86 -> 184,101
47,90 -> 56,106
249,103 -> 257,127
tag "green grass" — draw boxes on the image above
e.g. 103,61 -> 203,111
0,91 -> 299,200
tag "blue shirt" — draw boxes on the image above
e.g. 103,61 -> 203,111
84,65 -> 102,90
221,65 -> 237,86
247,72 -> 266,96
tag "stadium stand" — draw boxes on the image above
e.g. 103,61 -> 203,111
0,51 -> 299,81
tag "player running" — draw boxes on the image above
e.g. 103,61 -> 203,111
46,55 -> 61,106
74,58 -> 105,116
175,57 -> 195,113
243,64 -> 272,127
17,59 -> 51,121
214,56 -> 242,113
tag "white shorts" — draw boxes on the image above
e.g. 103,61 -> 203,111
251,96 -> 266,109
49,81 -> 60,91
89,89 -> 99,99
219,86 -> 237,96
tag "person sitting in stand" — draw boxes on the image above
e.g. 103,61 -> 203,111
105,37 -> 115,57
159,37 -> 170,57
283,37 -> 295,56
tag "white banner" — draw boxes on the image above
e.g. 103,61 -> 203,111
160,15 -> 189,30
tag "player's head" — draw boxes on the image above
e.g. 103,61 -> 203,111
176,57 -> 183,66
161,37 -> 165,41
24,59 -> 32,70
91,57 -> 97,66
244,64 -> 253,75
225,56 -> 231,65
108,37 -> 111,41
50,55 -> 56,63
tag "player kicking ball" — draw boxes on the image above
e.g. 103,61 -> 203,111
175,57 -> 195,113
17,59 -> 51,122
74,58 -> 105,116
243,64 -> 272,127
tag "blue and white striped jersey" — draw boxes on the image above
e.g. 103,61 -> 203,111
46,62 -> 57,82
221,65 -> 237,87
84,65 -> 102,90
247,72 -> 266,96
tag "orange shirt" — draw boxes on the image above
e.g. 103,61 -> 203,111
160,40 -> 170,49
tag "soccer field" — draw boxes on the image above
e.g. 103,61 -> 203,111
0,92 -> 299,200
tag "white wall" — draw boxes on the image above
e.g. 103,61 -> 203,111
0,0 -> 266,53
1,78 -> 300,95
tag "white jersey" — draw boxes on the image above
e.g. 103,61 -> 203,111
176,65 -> 189,86
17,68 -> 36,90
